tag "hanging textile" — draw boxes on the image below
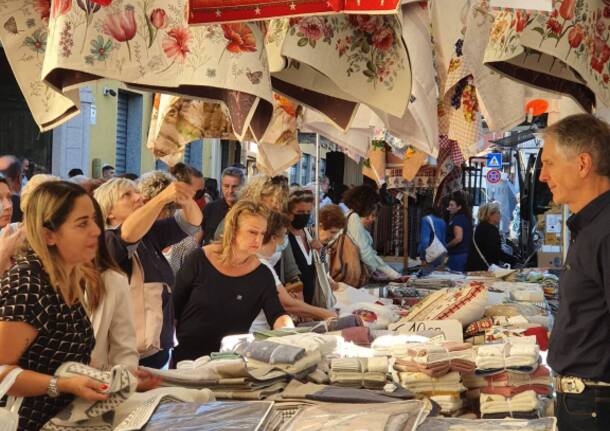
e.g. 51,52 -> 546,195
371,0 -> 439,157
188,0 -> 401,25
462,2 -> 528,133
0,0 -> 80,131
41,0 -> 274,141
267,14 -> 412,129
256,94 -> 302,176
147,94 -> 237,166
483,0 -> 604,112
431,0 -> 482,159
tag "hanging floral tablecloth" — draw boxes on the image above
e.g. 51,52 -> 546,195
40,0 -> 274,141
147,93 -> 236,166
266,13 -> 411,130
431,0 -> 482,160
255,94 -> 302,176
483,0 -> 604,112
188,0 -> 401,25
0,0 -> 80,131
301,106 -> 374,161
371,1 -> 438,158
463,2 -> 528,133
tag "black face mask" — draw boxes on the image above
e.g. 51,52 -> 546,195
291,213 -> 311,230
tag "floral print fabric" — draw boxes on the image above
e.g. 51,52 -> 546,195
267,13 -> 411,129
39,0 -> 274,140
0,0 -> 80,131
483,0 -> 608,111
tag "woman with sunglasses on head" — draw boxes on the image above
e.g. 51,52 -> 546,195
0,181 -> 109,430
173,200 -> 294,362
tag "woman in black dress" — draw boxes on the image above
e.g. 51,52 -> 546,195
466,202 -> 517,271
173,200 -> 294,363
0,181 -> 109,430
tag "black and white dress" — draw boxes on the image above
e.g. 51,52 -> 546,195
0,254 -> 95,431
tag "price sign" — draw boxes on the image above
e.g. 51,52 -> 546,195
391,319 -> 463,342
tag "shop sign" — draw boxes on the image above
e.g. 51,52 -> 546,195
188,0 -> 401,25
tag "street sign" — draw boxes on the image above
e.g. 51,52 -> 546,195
486,152 -> 503,169
487,169 -> 502,184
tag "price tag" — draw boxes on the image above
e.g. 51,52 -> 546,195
392,319 -> 463,342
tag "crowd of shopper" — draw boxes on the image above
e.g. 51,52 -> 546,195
0,156 -> 412,430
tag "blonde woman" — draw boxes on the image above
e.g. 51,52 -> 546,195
173,200 -> 294,362
0,181 -> 108,430
94,177 -> 201,369
214,174 -> 301,285
466,202 -> 517,271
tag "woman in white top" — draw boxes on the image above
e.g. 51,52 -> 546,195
250,211 -> 336,332
342,185 -> 405,281
89,198 -> 160,389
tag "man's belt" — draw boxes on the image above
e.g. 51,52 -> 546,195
554,375 -> 610,394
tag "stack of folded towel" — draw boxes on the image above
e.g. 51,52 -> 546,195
371,334 -> 424,358
463,365 -> 551,416
479,389 -> 541,419
397,371 -> 466,394
475,342 -> 540,376
397,371 -> 466,415
329,357 -> 389,389
393,342 -> 475,377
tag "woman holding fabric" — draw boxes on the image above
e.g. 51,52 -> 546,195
466,202 -> 517,272
0,181 -> 109,430
342,185 -> 404,281
250,211 -> 336,332
446,192 -> 473,272
94,177 -> 202,369
173,200 -> 294,362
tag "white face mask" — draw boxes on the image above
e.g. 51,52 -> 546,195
276,235 -> 289,253
267,251 -> 282,267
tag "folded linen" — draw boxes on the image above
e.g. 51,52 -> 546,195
398,371 -> 466,394
430,394 -> 463,414
341,326 -> 371,346
242,340 -> 305,364
266,333 -> 339,356
479,390 -> 540,415
475,342 -> 540,375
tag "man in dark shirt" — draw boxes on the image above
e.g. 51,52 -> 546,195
539,114 -> 610,431
202,167 -> 244,244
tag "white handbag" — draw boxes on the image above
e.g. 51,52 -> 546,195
0,366 -> 24,431
424,216 -> 448,263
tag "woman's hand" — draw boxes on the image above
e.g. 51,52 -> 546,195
132,368 -> 163,392
310,239 -> 323,252
58,376 -> 109,401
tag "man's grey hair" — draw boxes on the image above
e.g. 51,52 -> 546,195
221,167 -> 245,185
544,113 -> 610,179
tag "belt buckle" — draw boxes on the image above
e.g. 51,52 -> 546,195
558,376 -> 586,394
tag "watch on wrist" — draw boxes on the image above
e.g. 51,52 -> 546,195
47,377 -> 60,398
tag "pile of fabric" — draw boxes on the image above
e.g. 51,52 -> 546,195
329,357 -> 389,389
475,342 -> 540,376
479,389 -> 541,419
397,371 -> 466,416
393,342 -> 475,376
394,282 -> 488,327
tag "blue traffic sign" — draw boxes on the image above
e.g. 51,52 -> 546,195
486,152 -> 502,169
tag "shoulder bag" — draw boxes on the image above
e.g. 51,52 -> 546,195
0,366 -> 24,431
424,216 -> 448,263
472,225 -> 491,270
328,213 -> 370,288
